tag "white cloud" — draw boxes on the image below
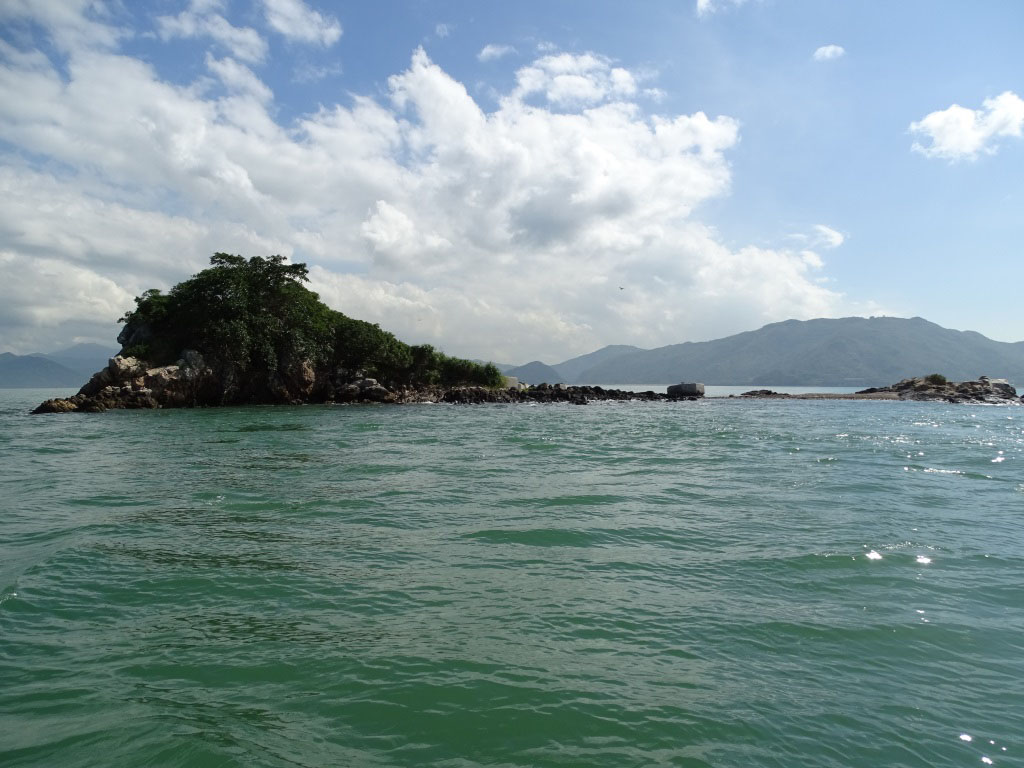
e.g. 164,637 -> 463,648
261,0 -> 341,46
0,7 -> 854,360
813,45 -> 845,62
0,0 -> 124,53
696,0 -> 749,18
0,166 -> 290,350
910,91 -> 1024,160
813,225 -> 845,249
513,52 -> 641,107
156,0 -> 268,63
206,54 -> 273,102
477,44 -> 516,62
435,23 -> 450,39
0,249 -> 134,351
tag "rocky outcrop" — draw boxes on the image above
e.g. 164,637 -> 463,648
32,363 -> 705,414
857,375 -> 1021,404
33,352 -> 214,413
733,376 -> 1021,404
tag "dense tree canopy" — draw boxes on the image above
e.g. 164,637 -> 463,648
118,253 -> 503,396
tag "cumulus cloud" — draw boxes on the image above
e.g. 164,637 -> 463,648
813,45 -> 845,61
910,91 -> 1024,161
513,52 -> 640,106
0,7 -> 854,359
261,0 -> 341,46
157,0 -> 267,63
477,44 -> 516,62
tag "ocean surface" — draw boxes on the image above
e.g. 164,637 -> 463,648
1,388 -> 1022,768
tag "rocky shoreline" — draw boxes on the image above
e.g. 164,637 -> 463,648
737,375 -> 1022,405
31,355 -> 1023,413
31,354 -> 701,413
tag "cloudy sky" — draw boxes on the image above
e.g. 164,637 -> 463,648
1,1 -> 1022,363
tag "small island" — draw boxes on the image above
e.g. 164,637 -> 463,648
32,254 -> 703,414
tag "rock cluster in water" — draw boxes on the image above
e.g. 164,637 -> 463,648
32,355 -> 702,413
737,376 -> 1021,404
856,375 -> 1021,404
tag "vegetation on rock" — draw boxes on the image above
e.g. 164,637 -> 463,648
118,253 -> 503,401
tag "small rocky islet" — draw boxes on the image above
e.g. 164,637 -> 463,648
738,375 -> 1021,405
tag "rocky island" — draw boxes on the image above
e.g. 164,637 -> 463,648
32,253 -> 703,414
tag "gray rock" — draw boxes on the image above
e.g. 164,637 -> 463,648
363,384 -> 392,402
667,382 -> 705,397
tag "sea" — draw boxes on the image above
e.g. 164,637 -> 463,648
1,386 -> 1022,768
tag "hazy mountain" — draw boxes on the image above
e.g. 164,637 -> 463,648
505,361 -> 564,384
34,343 -> 119,378
2,343 -> 119,387
552,344 -> 645,382
574,317 -> 1024,387
0,353 -> 83,387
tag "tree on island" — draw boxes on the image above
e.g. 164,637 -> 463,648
117,253 -> 503,403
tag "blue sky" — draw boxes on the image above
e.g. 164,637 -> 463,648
1,0 -> 1022,362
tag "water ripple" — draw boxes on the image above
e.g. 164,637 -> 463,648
1,392 -> 1023,767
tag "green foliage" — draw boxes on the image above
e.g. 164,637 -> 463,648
118,253 -> 503,396
924,373 -> 947,385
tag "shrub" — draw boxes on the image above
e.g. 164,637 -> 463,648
924,373 -> 947,386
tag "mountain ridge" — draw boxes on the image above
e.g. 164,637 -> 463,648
0,343 -> 120,388
571,317 -> 1024,386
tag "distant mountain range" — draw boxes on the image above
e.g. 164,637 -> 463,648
0,344 -> 118,388
6,317 -> 1024,389
506,317 -> 1024,387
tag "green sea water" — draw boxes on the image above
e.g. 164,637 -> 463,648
1,389 -> 1022,767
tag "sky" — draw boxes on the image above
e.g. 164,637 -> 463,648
1,1 -> 1022,364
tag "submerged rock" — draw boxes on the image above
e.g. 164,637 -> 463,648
739,389 -> 790,398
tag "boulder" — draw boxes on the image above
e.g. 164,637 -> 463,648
78,366 -> 113,396
109,356 -> 145,379
32,398 -> 79,414
667,382 -> 705,397
362,384 -> 393,402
